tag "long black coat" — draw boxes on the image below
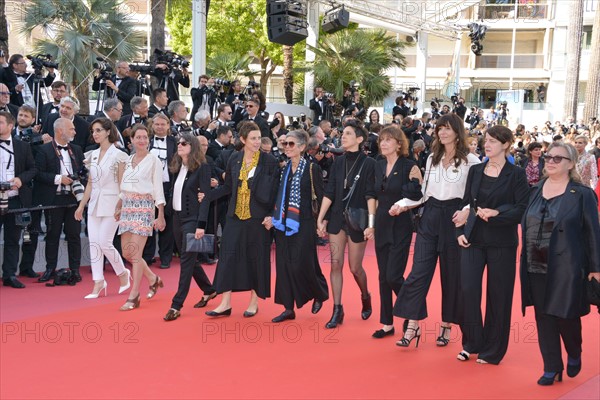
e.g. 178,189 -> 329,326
520,179 -> 600,319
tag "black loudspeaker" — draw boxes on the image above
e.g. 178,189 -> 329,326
266,0 -> 309,46
322,7 -> 350,34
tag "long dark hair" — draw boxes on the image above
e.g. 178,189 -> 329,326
169,133 -> 206,173
431,113 -> 469,168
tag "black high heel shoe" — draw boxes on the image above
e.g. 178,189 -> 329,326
396,326 -> 421,348
361,293 -> 372,320
325,305 -> 344,329
537,371 -> 562,386
436,325 -> 452,347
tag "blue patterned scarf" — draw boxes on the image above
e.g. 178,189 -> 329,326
272,158 -> 307,236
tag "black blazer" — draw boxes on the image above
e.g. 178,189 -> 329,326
40,102 -> 60,124
148,104 -> 168,118
206,140 -> 228,161
4,69 -> 55,107
167,163 -> 212,229
42,114 -> 92,151
1,138 -> 37,207
92,75 -> 137,115
0,103 -> 19,119
149,135 -> 176,162
456,160 -> 530,247
153,69 -> 190,102
520,180 -> 600,319
374,157 -> 422,247
33,142 -> 84,205
242,114 -> 270,139
324,152 -> 376,234
210,150 -> 280,219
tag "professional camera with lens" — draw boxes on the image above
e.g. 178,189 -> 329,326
19,127 -> 44,146
93,57 -> 113,80
0,182 -> 12,214
26,54 -> 59,72
129,62 -> 155,75
271,147 -> 288,164
214,78 -> 231,87
318,144 -> 345,156
154,49 -> 190,71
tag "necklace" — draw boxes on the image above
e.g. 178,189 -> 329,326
344,155 -> 360,189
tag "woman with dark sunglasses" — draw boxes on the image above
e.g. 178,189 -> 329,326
316,120 -> 377,329
267,130 -> 329,323
163,133 -> 212,321
520,141 -> 600,385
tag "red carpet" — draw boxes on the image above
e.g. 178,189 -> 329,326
1,240 -> 598,399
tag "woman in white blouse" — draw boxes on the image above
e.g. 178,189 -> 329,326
75,118 -> 130,298
117,124 -> 166,311
391,113 -> 480,348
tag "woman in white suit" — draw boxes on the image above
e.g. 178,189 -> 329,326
75,118 -> 131,298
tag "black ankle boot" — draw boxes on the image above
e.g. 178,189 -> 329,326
325,305 -> 344,329
361,293 -> 372,320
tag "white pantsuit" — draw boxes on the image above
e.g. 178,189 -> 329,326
87,145 -> 128,281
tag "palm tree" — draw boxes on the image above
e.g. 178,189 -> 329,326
563,0 -> 584,120
283,45 -> 294,104
304,29 -> 409,109
150,0 -> 190,53
583,5 -> 600,122
206,52 -> 254,82
0,0 -> 8,54
20,0 -> 143,114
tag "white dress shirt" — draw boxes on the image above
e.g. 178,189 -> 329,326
149,136 -> 170,183
52,142 -> 74,193
0,137 -> 18,197
172,165 -> 188,211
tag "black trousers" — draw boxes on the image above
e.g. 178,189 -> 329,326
45,195 -> 81,271
170,213 -> 214,311
1,198 -> 23,279
529,273 -> 582,372
459,245 -> 517,364
394,198 -> 462,323
375,236 -> 411,325
18,210 -> 44,273
143,184 -> 174,265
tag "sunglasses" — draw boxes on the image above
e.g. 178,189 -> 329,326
177,141 -> 189,147
245,105 -> 255,109
543,154 -> 570,163
281,141 -> 297,148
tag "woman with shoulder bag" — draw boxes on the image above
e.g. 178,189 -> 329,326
316,119 -> 377,329
267,130 -> 329,323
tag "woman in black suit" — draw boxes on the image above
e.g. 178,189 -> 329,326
317,120 -> 376,329
163,133 -> 212,321
520,141 -> 600,385
372,125 -> 422,338
519,142 -> 545,186
267,130 -> 329,323
453,126 -> 530,364
205,121 -> 280,317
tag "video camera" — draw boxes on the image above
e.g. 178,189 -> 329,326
154,49 -> 189,71
26,54 -> 58,73
401,87 -> 420,102
129,61 -> 155,76
93,57 -> 113,80
19,127 -> 44,146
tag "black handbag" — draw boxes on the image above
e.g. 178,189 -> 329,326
586,278 -> 600,308
185,233 -> 215,253
411,165 -> 431,232
343,160 -> 368,232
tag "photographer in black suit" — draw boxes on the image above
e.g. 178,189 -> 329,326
39,81 -> 68,125
35,118 -> 85,283
309,86 -> 335,123
191,74 -> 217,121
42,97 -> 92,151
148,88 -> 169,118
92,61 -> 137,115
225,80 -> 246,125
241,98 -> 269,138
153,63 -> 190,103
4,54 -> 56,108
0,111 -> 37,288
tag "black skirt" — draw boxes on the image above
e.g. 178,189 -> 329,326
213,216 -> 272,299
274,218 -> 329,309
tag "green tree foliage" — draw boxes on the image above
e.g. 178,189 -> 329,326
206,52 -> 254,82
20,0 -> 143,114
165,5 -> 192,55
305,29 -> 409,108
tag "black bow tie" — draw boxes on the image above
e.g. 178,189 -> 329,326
15,73 -> 27,78
155,137 -> 165,141
57,145 -> 69,151
0,107 -> 6,112
115,78 -> 123,82
0,139 -> 11,145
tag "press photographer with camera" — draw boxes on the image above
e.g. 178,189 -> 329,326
392,95 -> 417,119
342,85 -> 365,120
225,80 -> 246,124
12,105 -> 48,155
190,74 -> 217,122
309,86 -> 335,123
241,98 -> 270,139
152,49 -> 190,103
168,100 -> 191,137
39,81 -> 68,125
34,117 -> 86,283
466,107 -> 484,131
92,61 -> 137,116
452,96 -> 467,120
3,54 -> 56,108
0,111 -> 37,288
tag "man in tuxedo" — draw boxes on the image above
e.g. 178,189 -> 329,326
34,118 -> 85,283
0,111 -> 37,287
42,97 -> 92,151
167,100 -> 190,136
206,103 -> 233,138
241,99 -> 269,138
143,113 -> 176,268
4,54 -> 56,108
87,98 -> 127,151
0,83 -> 19,118
12,105 -> 49,156
39,81 -> 68,125
206,125 -> 233,161
148,88 -> 169,118
153,63 -> 190,103
190,74 -> 217,121
193,110 -> 212,140
309,86 -> 335,123
226,80 -> 246,125
92,61 -> 137,115
116,96 -> 149,133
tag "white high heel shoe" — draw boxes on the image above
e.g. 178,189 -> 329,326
118,269 -> 132,294
84,280 -> 107,299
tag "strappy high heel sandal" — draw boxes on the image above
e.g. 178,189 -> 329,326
396,326 -> 421,348
146,276 -> 163,299
119,294 -> 140,311
436,324 -> 452,347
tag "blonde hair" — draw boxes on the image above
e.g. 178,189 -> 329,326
544,142 -> 582,183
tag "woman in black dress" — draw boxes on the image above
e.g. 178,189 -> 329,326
520,141 -> 600,385
317,120 -> 377,329
454,126 -> 530,364
372,125 -> 422,338
266,130 -> 329,322
205,121 -> 280,317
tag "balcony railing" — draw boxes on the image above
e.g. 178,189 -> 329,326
478,1 -> 548,20
475,54 -> 544,68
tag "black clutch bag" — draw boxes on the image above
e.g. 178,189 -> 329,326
586,278 -> 600,307
185,233 -> 215,253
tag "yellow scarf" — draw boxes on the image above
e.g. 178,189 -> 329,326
235,150 -> 260,220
